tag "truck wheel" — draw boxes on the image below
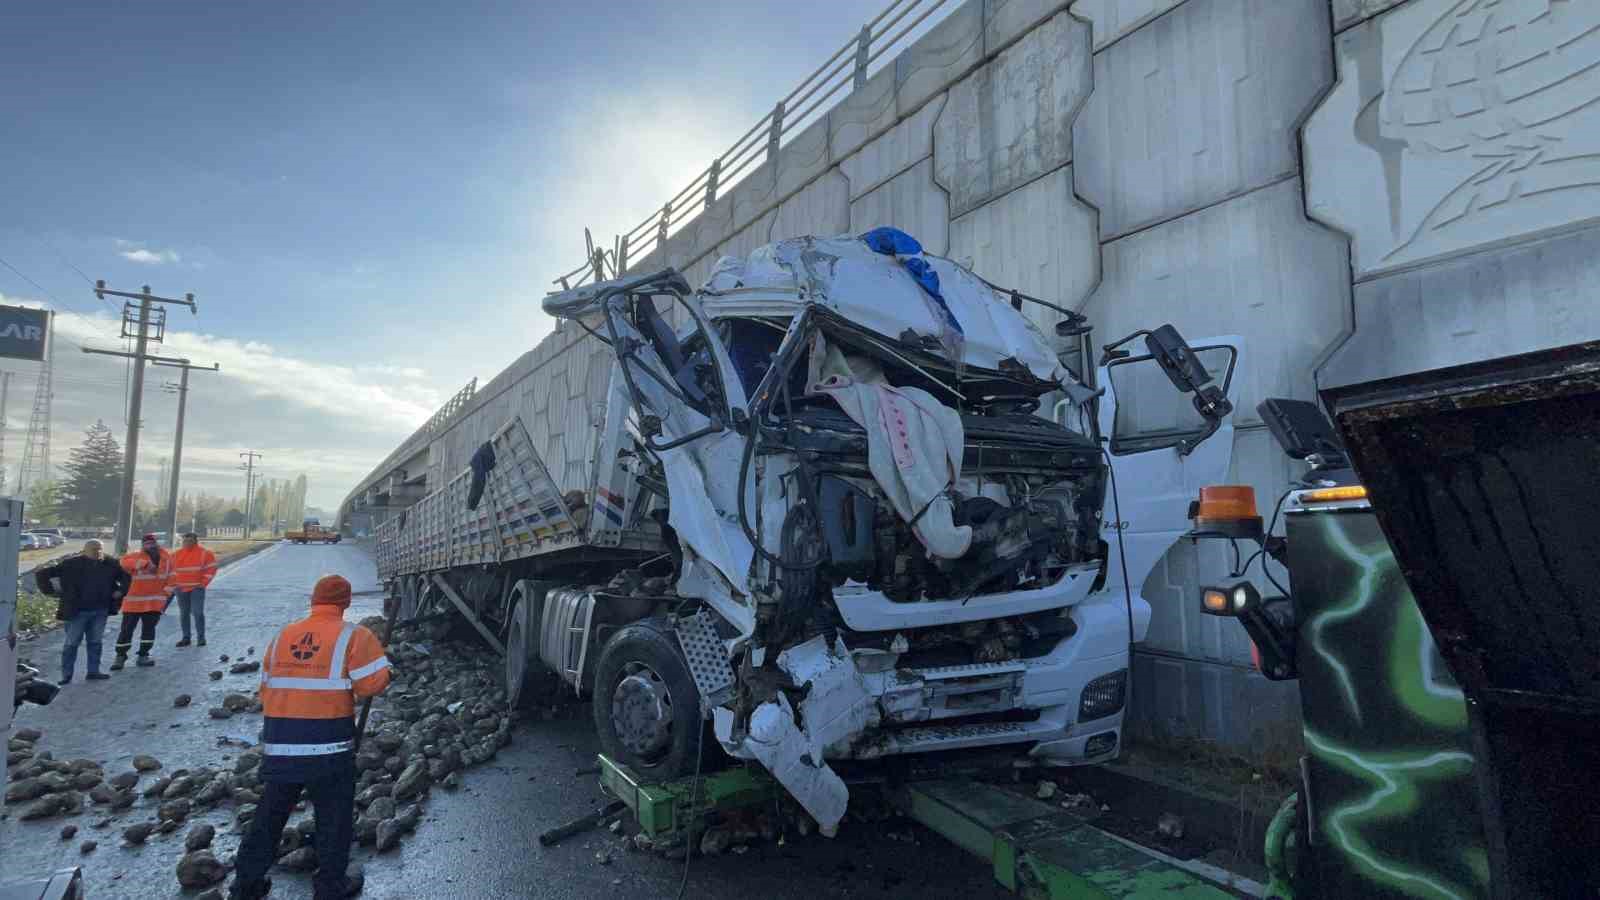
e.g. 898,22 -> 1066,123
505,585 -> 555,709
592,620 -> 702,777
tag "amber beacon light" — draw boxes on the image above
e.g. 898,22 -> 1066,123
1190,485 -> 1264,541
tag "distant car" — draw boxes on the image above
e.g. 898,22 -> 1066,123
26,532 -> 62,548
18,534 -> 43,551
31,527 -> 64,542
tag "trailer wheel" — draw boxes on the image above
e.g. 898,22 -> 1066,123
592,620 -> 702,777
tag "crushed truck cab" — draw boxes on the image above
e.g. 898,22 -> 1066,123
538,231 -> 1242,833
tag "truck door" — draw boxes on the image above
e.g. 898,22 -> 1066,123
1094,336 -> 1241,630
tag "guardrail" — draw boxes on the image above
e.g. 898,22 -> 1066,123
341,377 -> 478,508
550,0 -> 954,290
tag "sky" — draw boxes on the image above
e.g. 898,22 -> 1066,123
0,0 -> 940,512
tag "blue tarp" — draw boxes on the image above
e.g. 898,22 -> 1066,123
858,228 -> 964,339
860,226 -> 923,256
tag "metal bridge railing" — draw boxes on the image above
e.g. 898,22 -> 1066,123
552,0 -> 954,291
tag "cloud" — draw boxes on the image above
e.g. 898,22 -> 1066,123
119,247 -> 181,265
361,365 -> 426,379
1,302 -> 445,509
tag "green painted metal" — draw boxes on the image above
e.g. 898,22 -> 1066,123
598,758 -> 1238,898
1262,793 -> 1298,900
1286,507 -> 1486,900
897,781 -> 1236,899
597,755 -> 778,840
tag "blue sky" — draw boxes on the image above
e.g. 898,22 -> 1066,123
0,0 -> 926,509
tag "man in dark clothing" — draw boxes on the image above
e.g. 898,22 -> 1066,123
36,540 -> 132,684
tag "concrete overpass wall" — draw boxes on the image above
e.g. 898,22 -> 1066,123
348,0 -> 1600,759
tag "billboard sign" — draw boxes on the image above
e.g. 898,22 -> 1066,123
0,306 -> 48,362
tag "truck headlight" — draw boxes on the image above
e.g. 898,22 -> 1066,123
1079,669 -> 1127,721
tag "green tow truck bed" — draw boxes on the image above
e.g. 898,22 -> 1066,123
598,755 -> 1247,899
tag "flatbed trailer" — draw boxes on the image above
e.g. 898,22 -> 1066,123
596,753 -> 1250,899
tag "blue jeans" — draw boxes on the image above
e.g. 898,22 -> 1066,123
176,587 -> 207,641
61,609 -> 108,680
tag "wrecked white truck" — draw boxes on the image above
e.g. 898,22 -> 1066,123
372,230 -> 1242,835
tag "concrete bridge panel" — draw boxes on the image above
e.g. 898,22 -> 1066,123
948,166 -> 1099,334
1069,0 -> 1186,52
1319,222 -> 1600,389
849,157 -> 950,254
1331,0 -> 1407,32
1081,177 -> 1351,430
1074,0 -> 1333,240
986,0 -> 1072,53
935,12 -> 1092,217
771,170 -> 851,240
838,94 -> 944,201
1304,0 -> 1600,279
895,0 -> 986,117
829,65 -> 899,163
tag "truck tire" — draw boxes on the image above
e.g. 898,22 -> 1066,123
592,619 -> 703,777
505,584 -> 556,709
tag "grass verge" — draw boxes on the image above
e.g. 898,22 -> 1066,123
15,590 -> 57,633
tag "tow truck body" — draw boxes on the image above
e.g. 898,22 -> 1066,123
1194,341 -> 1600,899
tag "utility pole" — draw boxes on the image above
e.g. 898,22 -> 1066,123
156,359 -> 219,548
0,370 -> 11,495
240,451 -> 261,539
86,282 -> 197,554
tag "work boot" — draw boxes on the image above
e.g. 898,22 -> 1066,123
198,638 -> 207,647
58,676 -> 72,686
136,656 -> 155,668
109,656 -> 126,671
87,673 -> 110,681
176,638 -> 191,648
227,876 -> 271,899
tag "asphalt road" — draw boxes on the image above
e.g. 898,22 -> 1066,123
3,542 -> 1008,899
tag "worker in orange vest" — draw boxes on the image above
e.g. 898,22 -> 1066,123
171,532 -> 219,647
228,574 -> 390,900
112,533 -> 174,669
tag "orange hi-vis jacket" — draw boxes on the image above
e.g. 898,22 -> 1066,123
172,545 -> 219,590
259,606 -> 390,777
119,548 -> 174,614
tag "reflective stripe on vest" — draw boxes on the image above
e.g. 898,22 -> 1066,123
263,740 -> 353,756
349,656 -> 389,681
260,636 -> 277,689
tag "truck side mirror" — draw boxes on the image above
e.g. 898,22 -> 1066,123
1146,325 -> 1212,392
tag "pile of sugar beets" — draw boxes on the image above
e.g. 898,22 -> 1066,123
3,614 -> 514,898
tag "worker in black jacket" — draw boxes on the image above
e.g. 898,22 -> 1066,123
36,540 -> 132,684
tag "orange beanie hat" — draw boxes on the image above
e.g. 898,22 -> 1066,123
311,574 -> 352,608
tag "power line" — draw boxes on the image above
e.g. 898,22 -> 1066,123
0,253 -> 123,347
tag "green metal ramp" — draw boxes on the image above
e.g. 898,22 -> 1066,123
898,780 -> 1235,899
598,756 -> 1238,899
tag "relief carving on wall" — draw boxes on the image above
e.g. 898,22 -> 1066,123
1305,0 -> 1600,277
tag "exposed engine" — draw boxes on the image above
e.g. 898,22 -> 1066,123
772,401 -> 1106,610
